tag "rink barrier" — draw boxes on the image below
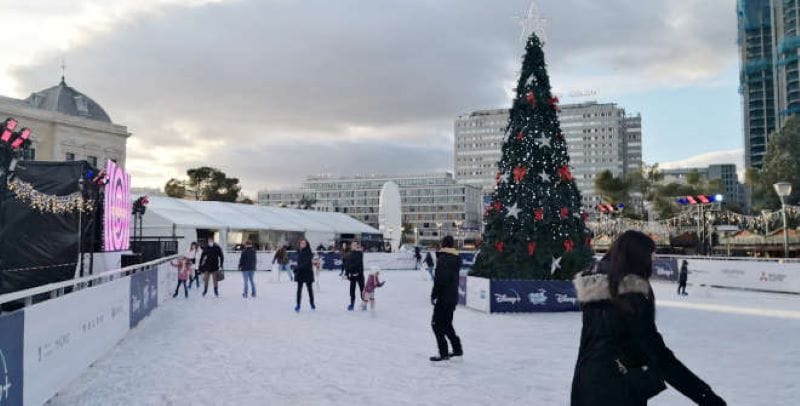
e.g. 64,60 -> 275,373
463,276 -> 579,313
653,256 -> 800,294
223,251 -> 457,272
0,255 -> 178,406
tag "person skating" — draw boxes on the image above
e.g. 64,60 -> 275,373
678,260 -> 689,296
239,240 -> 257,298
571,230 -> 725,406
361,270 -> 385,311
414,246 -> 422,270
200,237 -> 224,297
170,256 -> 191,298
187,242 -> 200,289
294,239 -> 315,312
424,251 -> 435,280
345,241 -> 365,311
429,236 -> 463,362
273,246 -> 292,282
339,242 -> 350,278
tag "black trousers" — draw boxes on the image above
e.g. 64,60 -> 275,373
174,280 -> 188,297
678,282 -> 687,295
349,275 -> 365,305
431,303 -> 461,357
190,271 -> 201,288
296,281 -> 315,306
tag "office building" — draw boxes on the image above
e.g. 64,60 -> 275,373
454,102 -> 643,209
259,172 -> 482,245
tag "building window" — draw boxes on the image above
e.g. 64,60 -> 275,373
87,155 -> 98,167
65,152 -> 75,161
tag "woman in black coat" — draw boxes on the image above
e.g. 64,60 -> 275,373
345,241 -> 365,311
294,239 -> 315,312
571,230 -> 725,406
678,260 -> 689,296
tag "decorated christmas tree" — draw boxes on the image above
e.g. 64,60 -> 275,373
470,33 -> 593,280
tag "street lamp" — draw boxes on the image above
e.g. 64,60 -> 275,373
413,227 -> 419,246
435,222 -> 443,239
773,181 -> 792,258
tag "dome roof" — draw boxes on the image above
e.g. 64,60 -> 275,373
24,78 -> 112,123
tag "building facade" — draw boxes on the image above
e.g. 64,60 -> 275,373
259,172 -> 483,245
738,0 -> 800,169
0,78 -> 129,168
454,102 -> 643,209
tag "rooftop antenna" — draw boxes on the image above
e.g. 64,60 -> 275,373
60,58 -> 66,84
514,0 -> 547,44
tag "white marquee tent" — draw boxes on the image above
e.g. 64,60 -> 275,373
136,196 -> 380,253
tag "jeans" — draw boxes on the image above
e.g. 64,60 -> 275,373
296,281 -> 314,306
280,264 -> 293,281
173,280 -> 188,297
349,274 -> 365,306
427,266 -> 434,280
242,270 -> 256,296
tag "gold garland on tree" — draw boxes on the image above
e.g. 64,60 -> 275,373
7,178 -> 94,214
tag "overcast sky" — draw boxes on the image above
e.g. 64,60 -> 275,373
0,0 -> 743,195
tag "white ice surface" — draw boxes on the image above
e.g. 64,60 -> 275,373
50,271 -> 800,406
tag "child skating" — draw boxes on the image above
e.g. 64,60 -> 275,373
171,256 -> 191,298
361,270 -> 385,311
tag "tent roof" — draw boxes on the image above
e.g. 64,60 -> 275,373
142,196 -> 378,234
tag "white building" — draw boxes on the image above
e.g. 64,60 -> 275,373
454,102 -> 643,209
259,172 -> 483,246
0,77 -> 129,168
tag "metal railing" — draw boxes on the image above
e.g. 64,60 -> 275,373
0,254 -> 178,310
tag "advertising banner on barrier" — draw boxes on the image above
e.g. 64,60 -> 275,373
652,257 -> 678,281
686,259 -> 800,294
157,261 -> 178,305
458,275 -> 467,305
130,267 -> 158,328
0,311 -> 24,406
490,280 -> 578,313
23,278 -> 130,406
364,253 -> 416,270
459,252 -> 477,269
466,276 -> 490,313
321,252 -> 343,270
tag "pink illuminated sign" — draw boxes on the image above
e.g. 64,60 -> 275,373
104,160 -> 131,251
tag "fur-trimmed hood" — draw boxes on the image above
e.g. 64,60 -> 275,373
438,248 -> 460,257
573,272 -> 651,303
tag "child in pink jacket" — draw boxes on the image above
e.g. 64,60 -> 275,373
171,256 -> 191,298
361,271 -> 385,310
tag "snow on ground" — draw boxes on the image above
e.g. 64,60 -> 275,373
50,271 -> 799,406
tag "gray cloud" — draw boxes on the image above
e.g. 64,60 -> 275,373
11,0 -> 737,195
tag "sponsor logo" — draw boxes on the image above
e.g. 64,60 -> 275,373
555,293 -> 577,304
494,289 -> 521,304
0,350 -> 11,405
654,265 -> 673,277
528,288 -> 547,305
333,259 -> 343,267
759,272 -> 787,283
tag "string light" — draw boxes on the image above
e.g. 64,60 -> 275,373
7,178 -> 94,214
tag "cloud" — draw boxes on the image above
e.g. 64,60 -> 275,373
5,0 -> 739,195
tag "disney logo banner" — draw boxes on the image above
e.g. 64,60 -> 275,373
0,312 -> 23,406
490,279 -> 578,313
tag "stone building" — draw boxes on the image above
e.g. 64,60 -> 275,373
0,77 -> 129,168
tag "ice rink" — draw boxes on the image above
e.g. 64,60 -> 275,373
50,271 -> 800,405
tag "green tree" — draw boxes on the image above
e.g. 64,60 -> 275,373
164,178 -> 187,198
748,115 -> 800,210
297,195 -> 318,210
470,33 -> 592,280
165,167 -> 242,202
594,170 -> 631,206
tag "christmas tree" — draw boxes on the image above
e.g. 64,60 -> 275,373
470,33 -> 593,280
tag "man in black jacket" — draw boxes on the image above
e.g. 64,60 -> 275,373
239,240 -> 257,298
200,237 -> 224,297
429,236 -> 463,362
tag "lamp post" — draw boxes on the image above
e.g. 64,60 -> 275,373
435,222 -> 443,239
773,182 -> 792,258
414,226 -> 419,246
454,220 -> 464,249
761,209 -> 771,237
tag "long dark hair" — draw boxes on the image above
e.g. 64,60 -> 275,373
603,230 -> 655,310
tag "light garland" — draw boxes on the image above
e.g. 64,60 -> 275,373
7,178 -> 94,214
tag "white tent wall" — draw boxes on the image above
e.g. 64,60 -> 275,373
136,197 -> 380,253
